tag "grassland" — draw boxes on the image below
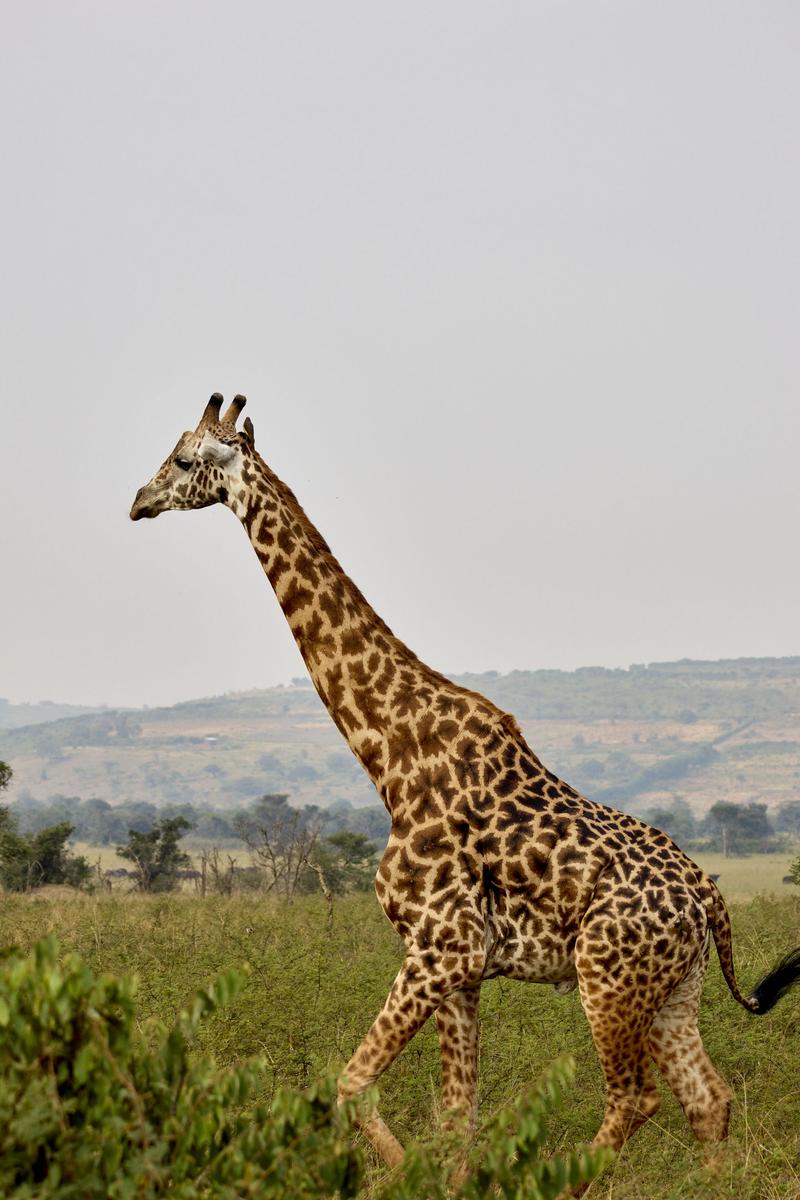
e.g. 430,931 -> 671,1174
692,852 -> 798,903
71,841 -> 800,902
4,888 -> 800,1199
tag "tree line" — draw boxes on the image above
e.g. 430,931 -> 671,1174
2,759 -> 800,897
112,799 -> 379,901
8,788 -> 390,845
0,762 -> 383,897
639,795 -> 800,857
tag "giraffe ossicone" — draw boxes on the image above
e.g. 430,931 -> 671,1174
131,394 -> 800,1177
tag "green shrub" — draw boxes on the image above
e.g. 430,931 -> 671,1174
384,1056 -> 613,1200
0,936 -> 610,1198
0,808 -> 91,891
0,937 -> 361,1198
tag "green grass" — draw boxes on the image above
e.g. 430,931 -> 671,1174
1,891 -> 799,1198
691,852 -> 798,904
70,840 -> 130,871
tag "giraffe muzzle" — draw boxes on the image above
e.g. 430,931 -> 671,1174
130,487 -> 158,521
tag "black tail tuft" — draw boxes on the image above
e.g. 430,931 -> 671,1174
749,947 -> 800,1015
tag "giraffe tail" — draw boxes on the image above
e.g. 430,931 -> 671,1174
705,876 -> 800,1016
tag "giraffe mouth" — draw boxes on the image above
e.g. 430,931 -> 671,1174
130,487 -> 159,520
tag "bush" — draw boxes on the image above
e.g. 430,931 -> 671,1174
0,809 -> 91,892
0,937 -> 611,1199
0,937 -> 361,1198
308,832 -> 377,896
117,816 -> 193,892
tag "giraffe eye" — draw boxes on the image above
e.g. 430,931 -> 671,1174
175,457 -> 193,471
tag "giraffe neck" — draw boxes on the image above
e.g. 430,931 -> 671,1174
231,451 -> 464,804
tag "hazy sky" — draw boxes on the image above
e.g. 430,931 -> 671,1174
2,2 -> 798,709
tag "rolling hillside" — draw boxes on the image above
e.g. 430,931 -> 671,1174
1,656 -> 798,817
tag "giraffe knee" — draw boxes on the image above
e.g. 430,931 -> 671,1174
639,1086 -> 662,1122
338,1058 -> 378,1104
594,1082 -> 661,1149
623,1083 -> 661,1130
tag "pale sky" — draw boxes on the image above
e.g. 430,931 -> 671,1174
2,2 -> 798,709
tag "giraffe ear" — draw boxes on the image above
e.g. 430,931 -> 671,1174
242,416 -> 256,447
199,434 -> 238,467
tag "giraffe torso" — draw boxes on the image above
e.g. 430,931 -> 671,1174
372,685 -> 711,990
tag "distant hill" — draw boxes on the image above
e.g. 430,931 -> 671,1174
459,656 -> 800,722
0,699 -> 109,730
1,657 -> 798,817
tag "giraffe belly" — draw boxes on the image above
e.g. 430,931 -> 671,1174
480,856 -> 601,986
483,916 -> 578,985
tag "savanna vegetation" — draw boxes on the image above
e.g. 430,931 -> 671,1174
0,761 -> 384,897
0,934 -> 610,1198
2,651 -> 800,1200
8,790 -> 390,853
0,761 -> 91,892
5,782 -> 800,899
0,890 -> 799,1198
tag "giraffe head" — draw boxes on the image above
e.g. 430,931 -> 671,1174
130,393 -> 256,520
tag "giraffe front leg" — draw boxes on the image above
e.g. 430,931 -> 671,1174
435,985 -> 481,1132
436,985 -> 481,1188
338,954 -> 464,1167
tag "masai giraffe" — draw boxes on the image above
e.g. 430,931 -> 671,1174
131,394 -> 800,1168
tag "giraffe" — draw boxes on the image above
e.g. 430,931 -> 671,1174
131,394 -> 800,1171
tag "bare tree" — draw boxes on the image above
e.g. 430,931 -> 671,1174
199,846 -> 239,896
304,859 -> 334,932
234,795 -> 325,899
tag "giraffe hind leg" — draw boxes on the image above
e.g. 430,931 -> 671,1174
576,934 -> 663,1152
577,982 -> 663,1154
574,862 -> 714,1166
583,1018 -> 661,1151
649,954 -> 732,1146
567,986 -> 661,1199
